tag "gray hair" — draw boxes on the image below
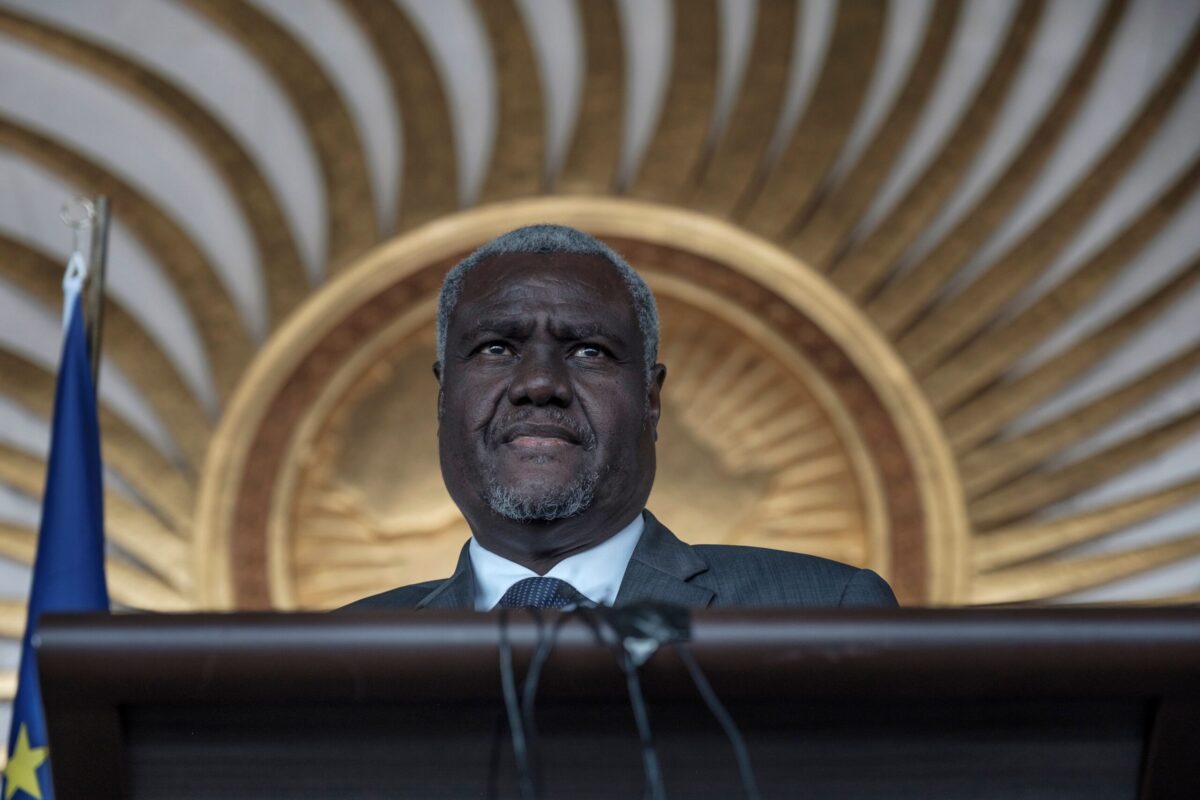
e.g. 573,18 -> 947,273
436,224 -> 659,380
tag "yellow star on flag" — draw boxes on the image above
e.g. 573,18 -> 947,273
2,724 -> 47,800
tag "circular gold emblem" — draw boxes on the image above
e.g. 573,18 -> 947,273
195,198 -> 968,609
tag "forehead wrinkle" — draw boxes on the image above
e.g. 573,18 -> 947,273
550,319 -> 626,346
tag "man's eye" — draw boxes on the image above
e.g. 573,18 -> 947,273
477,343 -> 512,356
572,345 -> 606,359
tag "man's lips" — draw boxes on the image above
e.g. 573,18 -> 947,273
500,423 -> 581,447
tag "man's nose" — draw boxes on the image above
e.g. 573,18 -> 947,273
508,347 -> 573,407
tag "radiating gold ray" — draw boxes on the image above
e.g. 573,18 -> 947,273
756,484 -> 851,512
685,0 -> 796,215
773,455 -> 847,486
0,599 -> 22,639
829,0 -> 1044,297
963,346 -> 1200,499
971,531 -> 1200,604
868,0 -> 1127,337
732,428 -> 834,472
661,320 -> 728,401
294,537 -> 454,568
0,349 -> 194,532
898,26 -> 1200,375
183,0 -> 377,269
557,0 -> 623,193
925,158 -> 1199,412
688,360 -> 779,434
629,0 -> 719,201
341,0 -> 458,231
971,407 -> 1200,531
0,233 -> 210,467
0,521 -> 189,610
0,443 -> 190,592
724,408 -> 820,462
0,7 -> 309,327
945,256 -> 1200,452
790,0 -> 960,268
974,476 -> 1200,572
475,0 -> 546,201
294,562 -> 412,595
738,1 -> 886,239
679,340 -> 758,425
760,510 -> 856,531
713,383 -> 806,444
0,117 -> 252,401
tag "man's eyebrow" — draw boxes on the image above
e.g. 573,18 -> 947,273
457,318 -> 528,340
552,321 -> 626,343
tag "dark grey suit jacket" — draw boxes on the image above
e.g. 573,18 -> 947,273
347,511 -> 897,610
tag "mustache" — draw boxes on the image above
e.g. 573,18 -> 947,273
489,409 -> 598,450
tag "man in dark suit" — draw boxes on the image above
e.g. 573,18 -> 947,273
349,225 -> 896,611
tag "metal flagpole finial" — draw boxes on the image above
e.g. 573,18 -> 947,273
59,198 -> 93,330
59,197 -> 95,251
57,195 -> 111,386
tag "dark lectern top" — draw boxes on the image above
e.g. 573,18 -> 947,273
36,608 -> 1200,799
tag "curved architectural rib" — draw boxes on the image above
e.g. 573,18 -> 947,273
970,407 -> 1200,531
971,531 -> 1200,604
0,233 -> 211,468
0,348 -> 194,532
629,0 -> 719,201
924,157 -> 1199,412
0,7 -> 309,327
557,0 -> 624,194
474,0 -> 546,202
341,0 -> 458,230
828,0 -> 1044,299
183,0 -> 377,272
974,476 -> 1200,572
685,0 -> 795,215
897,25 -> 1200,374
790,0 -> 960,268
738,0 -> 886,239
868,0 -> 1127,334
961,345 -> 1200,499
0,117 -> 252,402
944,256 -> 1200,452
0,443 -> 191,593
0,521 -> 190,610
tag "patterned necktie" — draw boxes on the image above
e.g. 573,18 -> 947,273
496,576 -> 590,609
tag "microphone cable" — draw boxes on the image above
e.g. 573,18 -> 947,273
576,606 -> 668,800
673,641 -> 761,800
496,608 -> 538,800
521,608 -> 574,799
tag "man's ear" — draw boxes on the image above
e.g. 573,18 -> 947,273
433,361 -> 444,421
647,363 -> 667,440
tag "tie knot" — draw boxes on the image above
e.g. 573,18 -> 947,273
497,576 -> 588,610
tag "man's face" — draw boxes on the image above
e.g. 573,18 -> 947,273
437,251 -> 664,534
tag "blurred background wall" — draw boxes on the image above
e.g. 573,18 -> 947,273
0,0 -> 1197,734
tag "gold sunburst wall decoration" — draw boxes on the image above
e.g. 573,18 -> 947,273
0,0 -> 1199,709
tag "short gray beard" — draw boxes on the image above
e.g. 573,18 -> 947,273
484,467 -> 600,522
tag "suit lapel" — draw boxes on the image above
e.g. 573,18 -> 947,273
615,512 -> 715,608
416,542 -> 475,609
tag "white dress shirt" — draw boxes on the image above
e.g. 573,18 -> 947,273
469,512 -> 646,610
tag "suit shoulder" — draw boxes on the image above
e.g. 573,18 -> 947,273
691,544 -> 898,607
338,579 -> 444,611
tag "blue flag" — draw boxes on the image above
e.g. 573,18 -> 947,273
3,296 -> 109,800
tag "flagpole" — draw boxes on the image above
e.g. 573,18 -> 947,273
84,195 -> 110,389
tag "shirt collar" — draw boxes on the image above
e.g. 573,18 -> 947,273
469,512 -> 646,611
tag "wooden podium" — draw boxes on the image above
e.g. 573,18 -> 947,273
36,608 -> 1200,799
